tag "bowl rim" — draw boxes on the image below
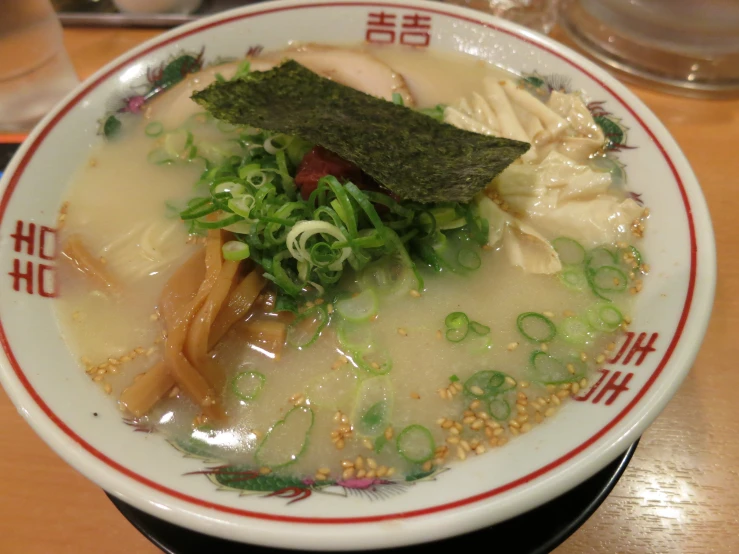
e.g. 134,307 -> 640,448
0,0 -> 717,549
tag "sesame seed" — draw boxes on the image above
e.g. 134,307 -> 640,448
453,382 -> 463,391
366,469 -> 377,479
260,467 -> 271,475
327,304 -> 334,314
520,423 -> 532,433
453,421 -> 463,431
315,474 -> 327,481
557,390 -> 570,398
103,383 -> 112,395
342,468 -> 355,480
422,461 -> 433,472
341,459 -> 354,469
563,310 -> 575,317
470,385 -> 485,396
449,426 -> 460,436
335,439 -> 345,450
409,289 -> 421,298
460,440 -> 471,452
545,407 -> 557,417
436,330 -> 443,340
519,381 -> 530,388
493,428 -> 504,437
507,342 -> 519,351
356,469 -> 366,478
314,298 -> 324,305
398,328 -> 408,336
363,439 -> 373,450
580,352 -> 588,362
463,415 -> 476,424
606,342 -> 616,351
571,383 -> 581,394
580,378 -> 588,388
469,400 -> 481,410
446,436 -> 460,444
550,394 -> 561,406
367,457 -> 378,469
456,447 -> 467,460
318,467 -> 331,475
386,467 -> 396,477
535,412 -> 544,423
384,426 -> 394,440
354,456 -> 365,469
377,466 -> 388,477
510,427 -> 520,436
509,419 -> 520,429
471,420 -> 484,430
540,343 -> 549,352
93,375 -> 104,382
596,354 -> 606,364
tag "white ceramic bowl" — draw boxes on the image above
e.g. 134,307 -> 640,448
0,0 -> 715,550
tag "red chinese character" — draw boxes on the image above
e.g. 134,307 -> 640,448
573,368 -> 608,403
400,13 -> 431,47
39,226 -> 57,261
11,220 -> 35,256
9,258 -> 34,294
592,370 -> 633,405
573,368 -> 634,405
38,264 -> 57,298
246,45 -> 264,58
366,11 -> 397,44
609,331 -> 659,366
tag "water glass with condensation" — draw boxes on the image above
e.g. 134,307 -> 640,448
559,0 -> 739,97
0,0 -> 79,133
442,0 -> 559,35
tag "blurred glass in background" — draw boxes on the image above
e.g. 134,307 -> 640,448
559,0 -> 739,97
441,0 -> 559,35
0,0 -> 79,133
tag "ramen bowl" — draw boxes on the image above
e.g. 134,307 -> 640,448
0,0 -> 715,550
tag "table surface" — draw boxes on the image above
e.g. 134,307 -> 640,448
1,24 -> 737,554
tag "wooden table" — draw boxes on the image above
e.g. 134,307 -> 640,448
1,25 -> 737,554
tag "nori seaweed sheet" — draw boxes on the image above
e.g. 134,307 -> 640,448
192,60 -> 530,204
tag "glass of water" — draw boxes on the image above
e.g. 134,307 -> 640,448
0,0 -> 79,133
559,0 -> 739,97
443,0 -> 559,35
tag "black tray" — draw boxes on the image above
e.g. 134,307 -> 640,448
107,439 -> 638,554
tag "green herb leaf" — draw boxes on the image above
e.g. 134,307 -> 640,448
192,60 -> 530,204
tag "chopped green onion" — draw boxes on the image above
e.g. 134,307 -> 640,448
560,316 -> 594,345
469,321 -> 490,335
449,374 -> 460,383
591,266 -> 627,293
445,311 -> 470,342
335,289 -> 379,322
286,305 -> 328,348
396,425 -> 435,464
145,121 -> 164,137
517,312 -> 557,342
254,406 -> 314,468
353,376 -> 393,437
392,92 -> 404,106
463,370 -> 515,398
560,268 -> 588,291
457,247 -> 481,270
231,371 -> 265,402
337,320 -> 374,351
586,303 -> 623,332
586,246 -> 618,271
488,397 -> 511,421
628,245 -> 643,267
529,351 -> 580,384
552,237 -> 586,266
222,240 -> 250,261
351,345 -> 393,376
147,148 -> 173,165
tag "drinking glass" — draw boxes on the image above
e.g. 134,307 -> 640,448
0,0 -> 79,133
443,0 -> 559,35
559,0 -> 739,97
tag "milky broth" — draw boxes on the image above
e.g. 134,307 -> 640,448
55,46 -> 638,478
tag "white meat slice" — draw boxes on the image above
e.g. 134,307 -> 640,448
146,46 -> 414,129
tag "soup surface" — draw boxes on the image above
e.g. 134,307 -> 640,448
55,45 -> 648,480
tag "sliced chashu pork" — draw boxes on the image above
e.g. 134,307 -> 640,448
146,45 -> 414,129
